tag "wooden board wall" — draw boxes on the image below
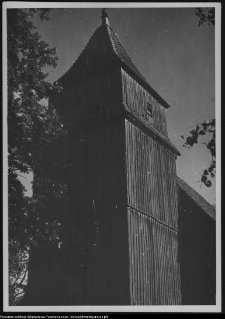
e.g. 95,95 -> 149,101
44,67 -> 179,306
125,120 -> 178,229
128,208 -> 182,305
125,119 -> 181,305
122,69 -> 168,138
58,115 -> 130,305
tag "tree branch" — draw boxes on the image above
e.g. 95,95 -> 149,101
17,268 -> 28,287
14,291 -> 25,298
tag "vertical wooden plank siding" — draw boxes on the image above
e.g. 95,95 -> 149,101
127,208 -> 182,305
121,69 -> 168,137
125,118 -> 181,305
125,120 -> 178,229
47,66 -> 182,305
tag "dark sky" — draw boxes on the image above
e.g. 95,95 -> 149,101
23,5 -> 216,204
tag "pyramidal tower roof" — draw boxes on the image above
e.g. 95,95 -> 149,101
58,9 -> 170,109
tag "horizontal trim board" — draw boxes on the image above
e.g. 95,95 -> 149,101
121,69 -> 168,138
62,103 -> 180,157
127,205 -> 179,233
123,109 -> 180,156
127,207 -> 182,305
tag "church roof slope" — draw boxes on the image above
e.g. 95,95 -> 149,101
57,21 -> 170,109
107,27 -> 170,109
177,176 -> 216,220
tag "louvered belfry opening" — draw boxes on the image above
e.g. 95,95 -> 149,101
22,9 -> 216,306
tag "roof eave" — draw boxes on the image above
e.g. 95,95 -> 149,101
177,176 -> 216,220
122,102 -> 180,156
120,63 -> 171,109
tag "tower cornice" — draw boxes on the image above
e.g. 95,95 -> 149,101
62,101 -> 180,157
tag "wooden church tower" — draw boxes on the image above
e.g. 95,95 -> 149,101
24,9 -> 183,306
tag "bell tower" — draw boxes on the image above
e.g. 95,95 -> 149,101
48,9 -> 182,305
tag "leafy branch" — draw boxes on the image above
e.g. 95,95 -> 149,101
195,7 -> 215,26
181,118 -> 215,187
8,8 -> 68,305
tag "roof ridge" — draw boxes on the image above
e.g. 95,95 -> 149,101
107,26 -> 171,108
106,26 -> 119,56
108,26 -> 144,79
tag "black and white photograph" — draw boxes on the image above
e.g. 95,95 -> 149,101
3,2 -> 221,313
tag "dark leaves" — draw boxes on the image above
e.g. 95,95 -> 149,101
7,9 -> 58,101
182,119 -> 215,187
196,7 -> 215,26
201,175 -> 207,183
198,129 -> 206,136
203,169 -> 209,176
8,8 -> 68,305
205,180 -> 212,187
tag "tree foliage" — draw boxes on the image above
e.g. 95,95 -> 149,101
7,8 -> 67,305
195,7 -> 215,26
181,8 -> 216,188
181,119 -> 215,187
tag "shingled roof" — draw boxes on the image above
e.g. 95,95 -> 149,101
57,16 -> 170,109
177,176 -> 216,220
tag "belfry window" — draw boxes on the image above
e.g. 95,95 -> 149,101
147,102 -> 152,118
